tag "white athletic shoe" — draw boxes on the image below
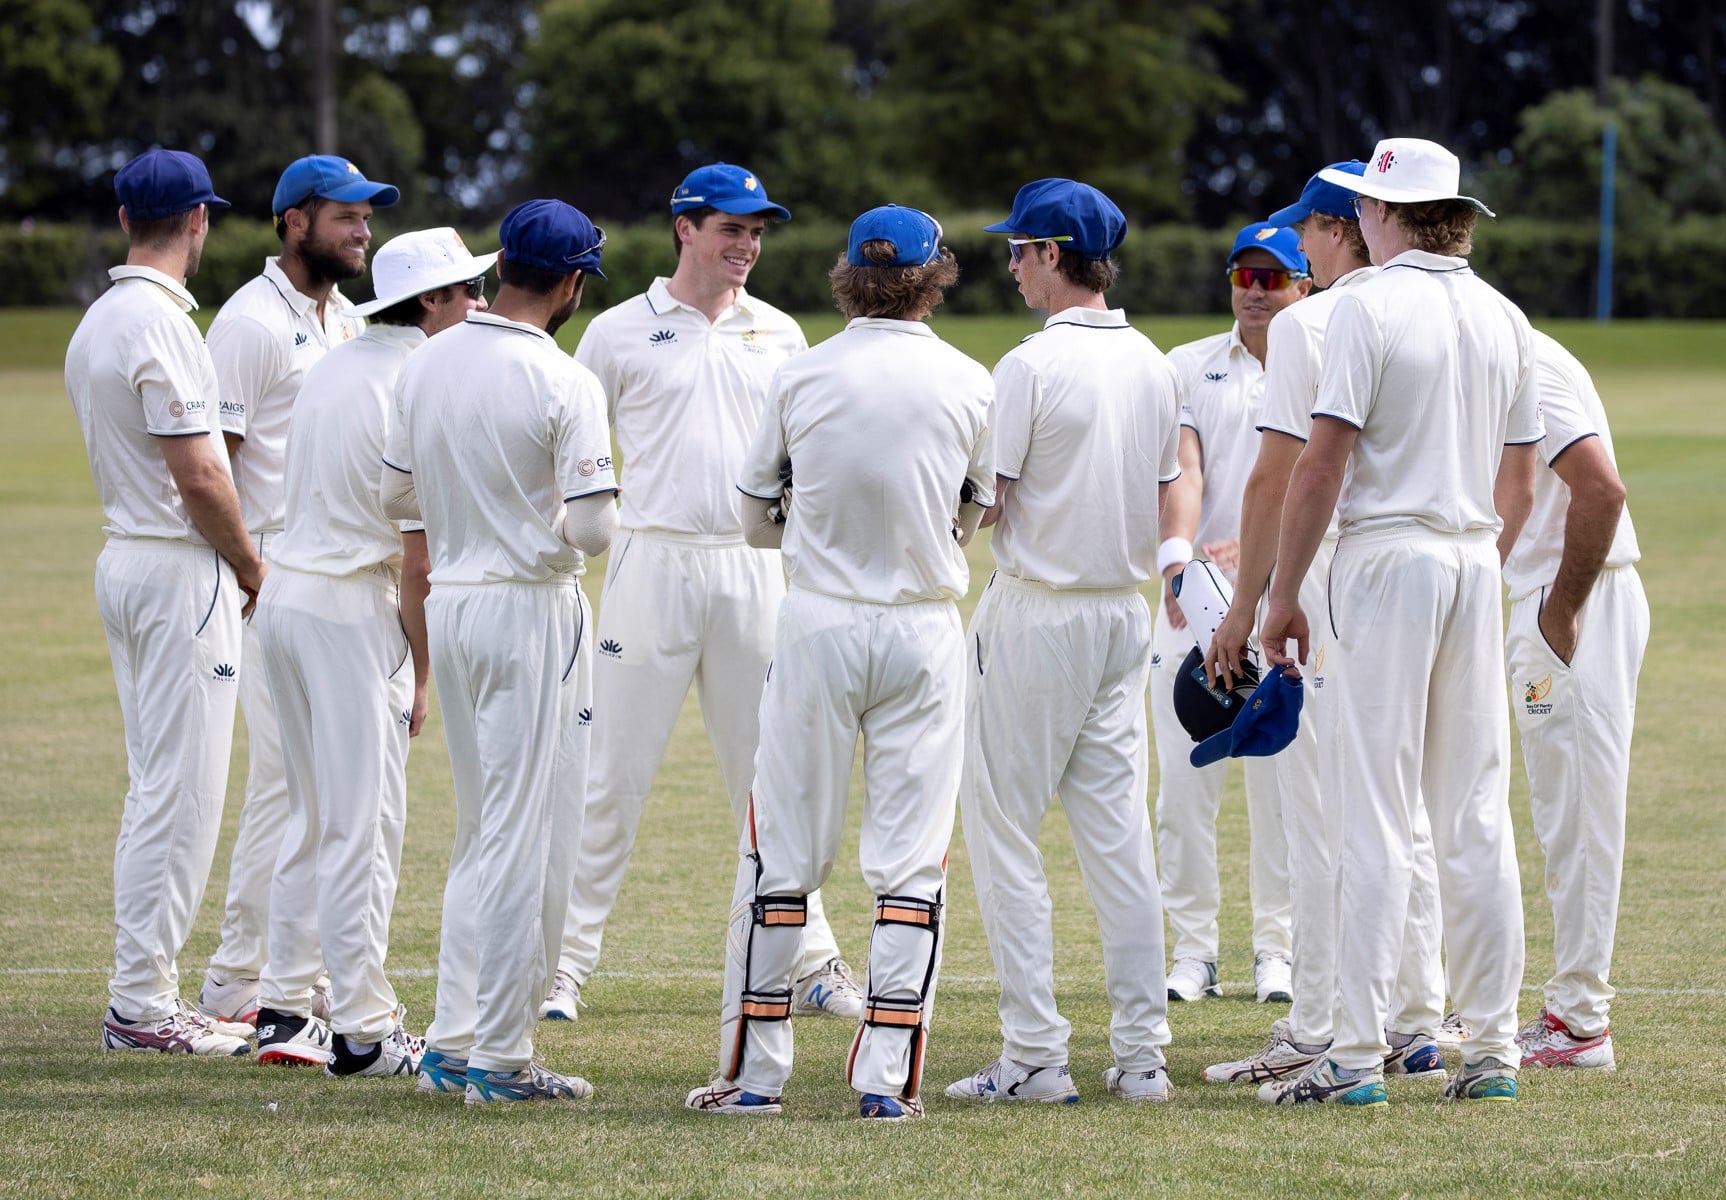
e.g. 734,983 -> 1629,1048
1166,957 -> 1221,1002
102,998 -> 251,1056
1203,1018 -> 1324,1083
198,971 -> 260,1027
1254,954 -> 1293,1004
416,1049 -> 469,1096
1436,1011 -> 1471,1053
465,1061 -> 593,1105
255,1008 -> 335,1067
1382,1031 -> 1448,1080
539,970 -> 583,1021
1103,1065 -> 1173,1102
1516,1008 -> 1616,1071
685,1081 -> 783,1116
944,1056 -> 1079,1104
326,1008 -> 426,1078
792,957 -> 864,1020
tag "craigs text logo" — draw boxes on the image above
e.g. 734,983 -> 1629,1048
1376,149 -> 1396,174
1524,675 -> 1553,715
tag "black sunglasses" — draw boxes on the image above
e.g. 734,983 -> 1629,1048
462,277 -> 486,300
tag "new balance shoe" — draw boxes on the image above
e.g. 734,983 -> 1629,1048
1436,1011 -> 1471,1053
1203,1018 -> 1324,1083
792,957 -> 864,1020
416,1049 -> 469,1096
1383,1031 -> 1448,1081
539,970 -> 582,1021
326,1009 -> 425,1078
1103,1065 -> 1173,1102
1516,1008 -> 1616,1071
198,971 -> 260,1027
1254,954 -> 1294,1004
685,1082 -> 783,1116
464,1061 -> 592,1105
255,1008 -> 335,1067
1259,1057 -> 1388,1107
1442,1057 -> 1518,1101
859,1093 -> 923,1121
944,1056 -> 1079,1104
1167,957 -> 1221,1002
102,999 -> 251,1056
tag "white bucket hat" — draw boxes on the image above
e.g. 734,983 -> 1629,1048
1318,138 -> 1494,217
349,227 -> 499,317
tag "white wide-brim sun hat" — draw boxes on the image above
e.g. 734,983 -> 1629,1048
349,227 -> 500,317
1318,138 -> 1495,217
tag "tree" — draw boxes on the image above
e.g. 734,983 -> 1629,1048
0,0 -> 120,214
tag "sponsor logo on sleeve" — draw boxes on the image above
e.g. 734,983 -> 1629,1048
169,400 -> 185,418
578,459 -> 596,477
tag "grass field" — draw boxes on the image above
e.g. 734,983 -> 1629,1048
2,308 -> 1723,1198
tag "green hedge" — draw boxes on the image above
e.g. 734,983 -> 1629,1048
6,215 -> 1725,318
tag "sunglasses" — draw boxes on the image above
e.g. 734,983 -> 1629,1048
1007,234 -> 1073,263
564,226 -> 607,264
1349,196 -> 1377,219
1227,266 -> 1308,290
461,277 -> 486,300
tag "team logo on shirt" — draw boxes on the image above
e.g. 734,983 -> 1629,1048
649,330 -> 677,345
169,400 -> 185,418
293,332 -> 309,347
398,708 -> 412,727
213,663 -> 236,681
1204,371 -> 1228,382
1524,675 -> 1553,716
1312,647 -> 1326,690
599,639 -> 623,659
578,707 -> 593,726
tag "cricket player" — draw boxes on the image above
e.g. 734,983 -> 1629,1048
249,229 -> 495,1074
68,149 -> 262,1055
544,163 -> 859,1024
201,155 -> 400,1026
1258,138 -> 1541,1106
686,205 -> 993,1122
382,199 -> 617,1105
944,178 -> 1182,1106
1502,330 -> 1645,1072
1200,164 -> 1449,1087
1153,222 -> 1308,1005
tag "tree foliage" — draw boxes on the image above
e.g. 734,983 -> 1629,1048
0,0 -> 121,211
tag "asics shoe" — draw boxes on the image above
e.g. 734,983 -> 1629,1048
793,957 -> 864,1021
859,1093 -> 923,1121
539,970 -> 583,1021
1516,1008 -> 1616,1071
1204,1018 -> 1324,1083
198,971 -> 260,1027
416,1049 -> 470,1097
1442,1057 -> 1518,1101
684,1082 -> 783,1116
1436,1011 -> 1471,1053
1166,957 -> 1221,1002
326,1008 -> 425,1078
464,1061 -> 592,1105
1259,1057 -> 1388,1107
255,1008 -> 335,1067
1383,1031 -> 1448,1081
1254,954 -> 1294,1004
1103,1066 -> 1173,1102
102,999 -> 251,1056
944,1057 -> 1079,1104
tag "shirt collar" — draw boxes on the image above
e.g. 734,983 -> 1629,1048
262,256 -> 355,320
1043,306 -> 1128,329
362,323 -> 429,349
1382,249 -> 1473,275
107,265 -> 198,312
845,316 -> 939,338
463,309 -> 556,342
1330,265 -> 1377,289
1226,322 -> 1254,358
649,276 -> 760,320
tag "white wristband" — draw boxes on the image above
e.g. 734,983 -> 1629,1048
1157,537 -> 1194,576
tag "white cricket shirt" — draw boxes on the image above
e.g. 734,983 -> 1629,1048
208,257 -> 364,534
1314,249 -> 1543,536
384,310 -> 617,586
1501,329 -> 1640,601
65,265 -> 229,543
575,278 -> 806,538
989,307 -> 1181,588
271,324 -> 426,578
738,317 -> 994,604
1166,325 -> 1264,548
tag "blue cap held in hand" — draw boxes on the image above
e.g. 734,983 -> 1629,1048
272,155 -> 400,215
983,178 -> 1127,261
1189,664 -> 1304,768
847,204 -> 944,267
1267,160 -> 1368,227
1230,221 -> 1308,273
670,163 -> 792,221
499,200 -> 608,279
115,150 -> 229,221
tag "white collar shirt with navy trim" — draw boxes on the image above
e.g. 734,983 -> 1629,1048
384,310 -> 616,586
989,306 -> 1181,588
574,276 -> 806,539
1314,248 -> 1544,537
1166,322 -> 1265,548
207,256 -> 364,533
65,264 -> 230,543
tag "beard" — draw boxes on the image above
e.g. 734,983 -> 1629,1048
184,239 -> 203,280
543,276 -> 584,337
297,228 -> 366,286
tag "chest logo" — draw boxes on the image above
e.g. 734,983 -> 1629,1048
1205,371 -> 1228,382
649,329 -> 677,345
293,332 -> 309,347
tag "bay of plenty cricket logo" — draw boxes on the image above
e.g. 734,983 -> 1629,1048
1524,675 -> 1553,715
1312,646 -> 1325,689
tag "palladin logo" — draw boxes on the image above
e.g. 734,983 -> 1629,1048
599,639 -> 622,658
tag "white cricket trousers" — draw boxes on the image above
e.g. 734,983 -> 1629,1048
556,532 -> 839,985
1325,527 -> 1523,1070
720,592 -> 963,1100
253,566 -> 414,1040
1507,565 -> 1648,1038
1150,600 -> 1291,963
98,539 -> 242,1020
424,580 -> 592,1074
960,575 -> 1170,1073
208,530 -> 290,983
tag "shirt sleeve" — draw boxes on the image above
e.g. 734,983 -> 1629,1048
988,351 -> 1036,482
382,363 -> 415,474
554,363 -> 618,501
963,368 -> 997,508
132,313 -> 218,437
206,314 -> 284,439
1504,313 -> 1545,446
738,365 -> 792,499
1256,308 -> 1317,441
1533,346 -> 1595,465
1156,360 -> 1182,483
573,320 -> 620,427
1312,294 -> 1380,430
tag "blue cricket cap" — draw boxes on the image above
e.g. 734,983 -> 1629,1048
847,204 -> 943,267
1230,221 -> 1308,274
1267,160 -> 1368,227
499,199 -> 608,280
115,149 -> 228,221
1189,665 -> 1304,768
670,163 -> 792,221
983,178 -> 1127,261
272,155 -> 400,215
